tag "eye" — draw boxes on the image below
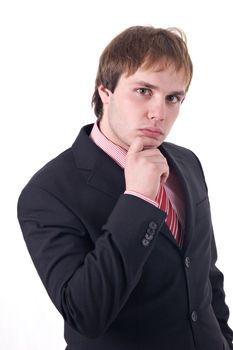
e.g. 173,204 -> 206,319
136,88 -> 152,96
166,95 -> 181,104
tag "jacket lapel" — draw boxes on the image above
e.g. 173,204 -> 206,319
72,124 -> 125,200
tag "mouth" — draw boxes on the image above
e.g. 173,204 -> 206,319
138,127 -> 164,139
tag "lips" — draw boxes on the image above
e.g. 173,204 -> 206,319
139,128 -> 164,138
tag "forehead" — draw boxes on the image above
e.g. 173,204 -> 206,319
120,64 -> 187,90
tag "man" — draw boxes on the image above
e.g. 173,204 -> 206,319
17,26 -> 233,349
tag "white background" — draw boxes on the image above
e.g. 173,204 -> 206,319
0,0 -> 232,349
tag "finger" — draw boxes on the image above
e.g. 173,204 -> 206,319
128,137 -> 157,154
160,168 -> 169,185
143,157 -> 169,182
127,137 -> 144,154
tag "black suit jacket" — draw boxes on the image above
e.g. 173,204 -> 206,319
17,124 -> 233,350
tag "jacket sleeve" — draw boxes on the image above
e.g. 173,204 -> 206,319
17,183 -> 166,338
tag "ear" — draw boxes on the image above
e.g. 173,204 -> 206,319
98,85 -> 112,104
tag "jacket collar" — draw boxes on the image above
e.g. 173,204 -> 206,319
72,124 -> 125,199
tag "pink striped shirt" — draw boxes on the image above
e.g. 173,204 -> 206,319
90,122 -> 184,227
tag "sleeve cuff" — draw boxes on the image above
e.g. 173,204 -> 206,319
124,191 -> 159,208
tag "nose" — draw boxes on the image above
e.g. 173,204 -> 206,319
147,97 -> 166,121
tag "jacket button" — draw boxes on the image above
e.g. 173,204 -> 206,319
191,311 -> 198,322
185,257 -> 191,268
147,227 -> 155,235
142,238 -> 150,247
149,221 -> 158,230
145,233 -> 154,241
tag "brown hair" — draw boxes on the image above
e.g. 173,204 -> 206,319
92,25 -> 193,118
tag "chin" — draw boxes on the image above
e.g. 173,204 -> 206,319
147,139 -> 163,148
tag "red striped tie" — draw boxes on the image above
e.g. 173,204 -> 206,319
156,186 -> 182,246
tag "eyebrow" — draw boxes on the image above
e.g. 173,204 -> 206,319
132,80 -> 186,96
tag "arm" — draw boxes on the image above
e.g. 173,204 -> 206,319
17,183 -> 166,338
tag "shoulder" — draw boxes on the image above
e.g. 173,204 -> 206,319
20,147 -> 75,196
162,141 -> 202,166
162,141 -> 196,157
20,124 -> 95,194
162,141 -> 207,188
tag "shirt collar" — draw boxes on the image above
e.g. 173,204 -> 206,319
90,122 -> 127,168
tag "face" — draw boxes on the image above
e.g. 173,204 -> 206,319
98,64 -> 187,150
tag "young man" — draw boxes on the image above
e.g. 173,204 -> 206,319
17,26 -> 233,349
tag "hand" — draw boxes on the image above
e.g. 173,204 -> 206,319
125,137 -> 169,200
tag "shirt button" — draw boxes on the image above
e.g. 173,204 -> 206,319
185,257 -> 191,268
191,311 -> 198,322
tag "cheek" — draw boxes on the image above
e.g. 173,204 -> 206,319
165,109 -> 179,128
121,93 -> 143,111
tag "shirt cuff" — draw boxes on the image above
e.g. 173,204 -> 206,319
124,191 -> 159,208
